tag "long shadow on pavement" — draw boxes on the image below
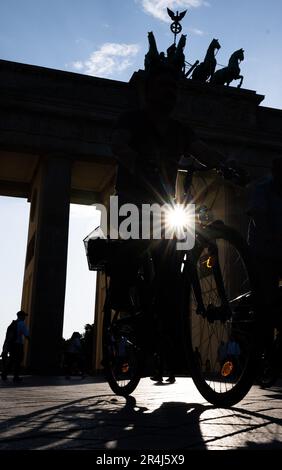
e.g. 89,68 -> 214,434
0,387 -> 281,450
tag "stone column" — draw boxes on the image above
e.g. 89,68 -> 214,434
27,155 -> 72,373
93,272 -> 107,371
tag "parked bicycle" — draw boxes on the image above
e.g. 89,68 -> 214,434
84,165 -> 260,407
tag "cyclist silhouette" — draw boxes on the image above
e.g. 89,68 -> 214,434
111,60 -> 227,383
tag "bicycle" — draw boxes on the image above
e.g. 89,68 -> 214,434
84,165 -> 260,407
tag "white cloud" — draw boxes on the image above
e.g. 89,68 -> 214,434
72,61 -> 84,71
139,0 -> 207,22
189,27 -> 204,36
70,43 -> 140,78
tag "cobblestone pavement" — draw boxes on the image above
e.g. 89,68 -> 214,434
0,376 -> 281,450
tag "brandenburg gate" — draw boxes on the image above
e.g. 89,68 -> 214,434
0,58 -> 281,373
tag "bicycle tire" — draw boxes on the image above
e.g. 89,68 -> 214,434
182,222 -> 261,407
102,297 -> 142,396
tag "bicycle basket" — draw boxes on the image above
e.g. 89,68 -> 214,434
83,227 -> 121,272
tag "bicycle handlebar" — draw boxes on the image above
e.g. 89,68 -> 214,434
216,164 -> 250,187
182,161 -> 250,189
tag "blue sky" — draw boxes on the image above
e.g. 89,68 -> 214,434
0,198 -> 100,348
0,0 -> 282,348
0,0 -> 281,108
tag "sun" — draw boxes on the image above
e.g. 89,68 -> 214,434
166,203 -> 191,229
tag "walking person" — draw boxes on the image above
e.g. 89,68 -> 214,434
64,332 -> 85,379
1,310 -> 30,383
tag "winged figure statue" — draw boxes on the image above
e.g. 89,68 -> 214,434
167,8 -> 187,22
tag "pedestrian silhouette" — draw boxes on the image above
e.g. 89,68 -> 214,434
1,310 -> 30,383
64,332 -> 85,379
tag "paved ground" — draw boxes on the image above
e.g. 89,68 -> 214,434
0,375 -> 281,451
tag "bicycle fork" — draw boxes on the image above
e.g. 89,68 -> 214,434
185,242 -> 230,321
185,247 -> 206,315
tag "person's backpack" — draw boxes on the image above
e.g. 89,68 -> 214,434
4,320 -> 18,352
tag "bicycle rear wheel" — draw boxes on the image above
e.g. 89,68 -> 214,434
182,223 -> 260,407
103,298 -> 142,396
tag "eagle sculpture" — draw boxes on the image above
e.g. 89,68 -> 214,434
167,8 -> 187,22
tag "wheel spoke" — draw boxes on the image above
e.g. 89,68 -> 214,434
103,306 -> 141,395
185,229 -> 258,404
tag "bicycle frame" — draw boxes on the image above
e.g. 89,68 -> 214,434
88,164 -> 260,404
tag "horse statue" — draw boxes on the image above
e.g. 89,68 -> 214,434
144,31 -> 159,71
211,48 -> 245,88
144,31 -> 187,76
191,38 -> 221,82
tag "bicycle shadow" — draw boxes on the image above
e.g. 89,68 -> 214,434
0,391 -> 208,450
0,386 -> 281,450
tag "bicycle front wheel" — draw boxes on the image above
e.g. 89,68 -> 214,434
102,298 -> 142,396
182,223 -> 260,407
